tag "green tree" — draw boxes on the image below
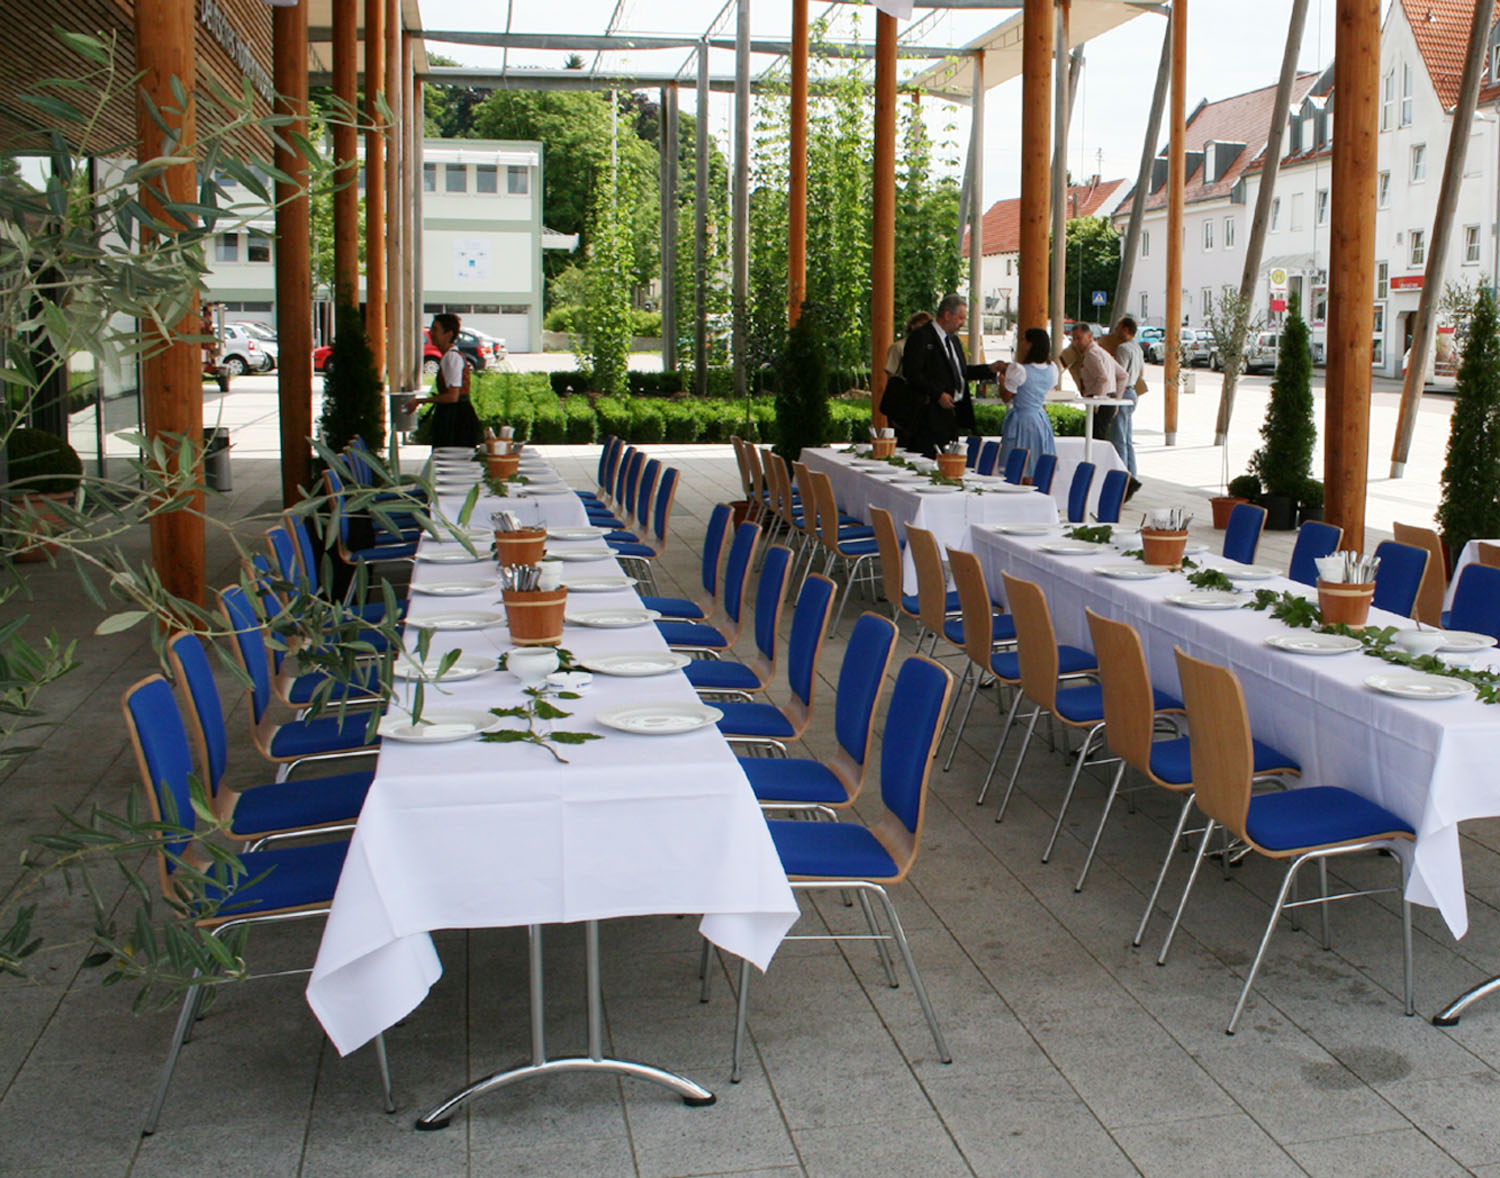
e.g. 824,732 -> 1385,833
1438,283 -> 1500,550
744,82 -> 790,371
423,53 -> 488,138
1060,216 -> 1122,324
894,96 -> 962,332
1249,299 -> 1316,500
579,164 -> 634,397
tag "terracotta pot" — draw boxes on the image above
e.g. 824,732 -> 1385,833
936,453 -> 968,479
1140,528 -> 1189,568
871,437 -> 896,459
11,491 -> 74,563
486,453 -> 520,480
1209,496 -> 1247,530
503,586 -> 568,646
493,527 -> 547,568
1317,580 -> 1375,628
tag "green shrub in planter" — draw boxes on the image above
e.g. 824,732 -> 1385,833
547,369 -> 591,396
631,309 -> 663,337
543,305 -> 582,333
751,401 -> 778,445
564,398 -> 598,445
1045,404 -> 1086,437
662,401 -> 700,443
1298,477 -> 1324,510
972,402 -> 1008,436
5,427 -> 82,495
630,402 -> 666,444
531,402 -> 568,445
1227,474 -> 1261,500
594,396 -> 632,439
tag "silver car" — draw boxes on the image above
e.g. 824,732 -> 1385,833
1146,328 -> 1211,366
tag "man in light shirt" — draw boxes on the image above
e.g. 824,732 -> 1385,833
1109,317 -> 1145,499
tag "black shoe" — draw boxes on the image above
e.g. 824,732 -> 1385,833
1124,477 -> 1142,502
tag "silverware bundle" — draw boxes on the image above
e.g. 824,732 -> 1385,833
498,564 -> 543,591
490,509 -> 524,533
1317,550 -> 1380,584
943,441 -> 966,456
1144,507 -> 1192,531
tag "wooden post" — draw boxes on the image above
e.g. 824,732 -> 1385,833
1113,20 -> 1171,314
1325,0 -> 1380,549
694,41 -> 709,395
332,0 -> 359,309
385,0 -> 403,401
408,45 -> 422,387
660,85 -> 679,372
1390,0 -> 1492,476
274,0 -> 312,506
788,0 -> 809,326
967,60 -> 984,363
1214,0 -> 1309,446
1164,0 -> 1186,446
364,0 -> 386,386
1018,0 -> 1053,332
135,0 -> 203,605
1050,1 -> 1070,354
871,11 -> 897,428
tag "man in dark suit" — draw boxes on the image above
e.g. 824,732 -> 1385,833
900,294 -> 1001,457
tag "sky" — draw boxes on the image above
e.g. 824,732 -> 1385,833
417,0 -> 1356,204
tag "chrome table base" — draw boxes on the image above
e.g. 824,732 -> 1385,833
1433,975 -> 1500,1027
415,921 -> 716,1130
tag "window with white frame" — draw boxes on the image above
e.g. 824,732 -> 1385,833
1202,219 -> 1214,250
246,232 -> 271,263
1400,63 -> 1413,126
1411,143 -> 1426,182
1315,188 -> 1329,226
1376,260 -> 1389,299
1467,133 -> 1485,177
1202,287 -> 1213,316
1290,192 -> 1304,231
1312,286 -> 1328,324
1410,228 -> 1426,267
1271,197 -> 1281,231
215,233 -> 238,262
1493,41 -> 1500,84
1224,217 -> 1236,248
422,163 -> 435,192
475,164 -> 498,194
1381,70 -> 1394,131
1377,171 -> 1391,207
1465,224 -> 1481,264
1141,230 -> 1150,258
445,164 -> 467,193
507,166 -> 529,195
1140,291 -> 1149,319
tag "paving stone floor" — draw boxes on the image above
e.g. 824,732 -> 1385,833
7,372 -> 1500,1177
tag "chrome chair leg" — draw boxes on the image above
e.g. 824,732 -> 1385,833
698,937 -> 713,1003
1227,855 -> 1310,1034
942,663 -> 983,771
731,957 -> 752,1083
1043,722 -> 1107,864
1433,976 -> 1500,1025
976,686 -> 1024,806
1319,858 -> 1332,950
854,890 -> 899,988
1134,794 -> 1196,947
1076,760 -> 1129,892
869,885 -> 951,1064
374,1032 -> 396,1113
1157,817 -> 1217,966
142,972 -> 203,1135
994,706 -> 1041,823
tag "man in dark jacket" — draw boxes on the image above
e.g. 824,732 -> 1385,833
900,294 -> 1000,456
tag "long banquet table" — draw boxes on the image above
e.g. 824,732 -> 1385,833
306,450 -> 798,1105
969,523 -> 1500,939
800,447 -> 1059,593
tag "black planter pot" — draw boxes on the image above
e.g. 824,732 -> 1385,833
1299,504 -> 1325,524
1262,494 -> 1297,531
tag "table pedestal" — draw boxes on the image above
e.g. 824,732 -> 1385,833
415,922 -> 716,1129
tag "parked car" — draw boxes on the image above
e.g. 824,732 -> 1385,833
314,332 -> 445,375
313,342 -> 332,371
455,328 -> 506,372
232,322 -> 278,371
1136,325 -> 1165,348
219,323 -> 272,376
1146,328 -> 1212,366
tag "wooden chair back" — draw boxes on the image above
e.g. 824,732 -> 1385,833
905,526 -> 950,636
730,437 -> 753,501
869,507 -> 909,617
1001,573 -> 1061,711
746,444 -> 768,511
790,461 -> 820,547
1393,521 -> 1447,627
948,548 -> 1000,672
766,451 -> 794,528
1085,609 -> 1162,780
1481,542 -> 1500,568
809,471 -> 843,549
1172,648 -> 1255,842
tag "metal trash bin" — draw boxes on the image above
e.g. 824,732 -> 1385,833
203,427 -> 231,491
389,391 -> 417,435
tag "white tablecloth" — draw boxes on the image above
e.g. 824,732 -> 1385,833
307,459 -> 798,1056
970,525 -> 1500,939
1443,538 -> 1498,610
801,448 -> 1059,593
960,435 -> 1128,518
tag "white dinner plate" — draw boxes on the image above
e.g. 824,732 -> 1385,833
595,701 -> 724,736
439,525 -> 493,543
993,524 -> 1054,536
1439,630 -> 1498,653
549,526 -> 612,541
915,485 -> 962,495
409,578 -> 501,597
1365,672 -> 1476,701
433,447 -> 477,458
416,547 -> 487,564
520,486 -> 576,497
1183,543 -> 1210,556
1225,564 -> 1278,581
581,650 -> 691,677
566,608 -> 662,628
409,609 -> 508,631
1264,632 -> 1364,656
432,464 -> 480,477
991,483 -> 1037,494
1163,591 -> 1244,610
1093,564 -> 1167,580
561,575 -> 639,592
1040,541 -> 1105,555
436,482 -> 483,495
391,653 -> 497,682
377,708 -> 505,743
547,546 -> 615,562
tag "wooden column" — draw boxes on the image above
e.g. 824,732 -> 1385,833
1390,0 -> 1491,476
408,44 -> 422,385
1164,0 -> 1186,445
364,0 -> 385,384
871,11 -> 897,428
1324,0 -> 1380,548
332,0 -> 359,309
274,1 -> 312,506
135,0 -> 203,605
788,0 -> 809,325
385,0 -> 403,397
1049,1 -> 1070,354
1018,0 -> 1053,332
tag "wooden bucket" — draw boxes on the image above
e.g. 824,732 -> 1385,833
871,437 -> 896,459
1317,580 -> 1375,628
936,453 -> 968,479
493,528 -> 547,567
487,453 -> 520,479
1140,528 -> 1189,568
503,587 -> 567,645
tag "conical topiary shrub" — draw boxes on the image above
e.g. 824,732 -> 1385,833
1438,283 -> 1500,553
1249,301 -> 1316,502
774,303 -> 833,461
319,302 -> 384,454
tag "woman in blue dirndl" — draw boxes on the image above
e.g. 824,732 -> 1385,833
998,327 -> 1057,479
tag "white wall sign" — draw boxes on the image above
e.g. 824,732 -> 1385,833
453,239 -> 492,283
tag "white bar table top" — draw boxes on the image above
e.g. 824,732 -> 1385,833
307,456 -> 798,1056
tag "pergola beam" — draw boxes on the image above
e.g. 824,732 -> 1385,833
382,30 -> 977,58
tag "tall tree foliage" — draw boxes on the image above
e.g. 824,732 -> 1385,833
745,83 -> 791,371
1058,216 -> 1123,324
1438,283 -> 1500,550
580,162 -> 635,398
893,97 -> 962,331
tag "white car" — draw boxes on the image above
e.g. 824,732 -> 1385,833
219,324 -> 273,376
234,322 -> 279,371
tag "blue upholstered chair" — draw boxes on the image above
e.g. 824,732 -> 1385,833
1161,649 -> 1415,1034
121,675 -> 391,1134
714,574 -> 835,754
726,655 -> 956,1081
1066,461 -> 1096,524
1031,452 -> 1058,495
1372,539 -> 1429,619
1445,563 -> 1500,640
965,435 -> 984,469
977,440 -> 1001,476
639,502 -> 732,621
685,544 -> 793,698
657,519 -> 760,655
323,468 -> 418,566
1003,446 -> 1029,485
1222,502 -> 1268,565
1095,469 -> 1129,524
609,466 -> 681,591
937,545 -> 1019,770
1287,520 -> 1342,586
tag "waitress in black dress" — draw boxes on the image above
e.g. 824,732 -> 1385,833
412,313 -> 482,447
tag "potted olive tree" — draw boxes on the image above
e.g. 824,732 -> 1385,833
1248,302 -> 1316,530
